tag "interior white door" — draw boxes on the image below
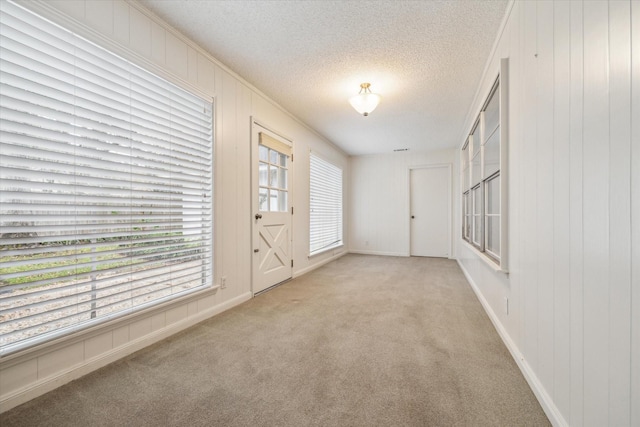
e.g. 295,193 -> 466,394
252,123 -> 292,294
410,166 -> 450,257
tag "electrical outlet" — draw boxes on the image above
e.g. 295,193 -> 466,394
221,276 -> 227,289
365,240 -> 369,246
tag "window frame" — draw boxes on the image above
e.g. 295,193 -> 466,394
462,190 -> 471,242
460,58 -> 509,272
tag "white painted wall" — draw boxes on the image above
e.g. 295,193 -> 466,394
457,1 -> 639,426
0,0 -> 348,412
349,149 -> 457,257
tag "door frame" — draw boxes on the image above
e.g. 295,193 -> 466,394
250,117 -> 294,295
406,163 -> 452,258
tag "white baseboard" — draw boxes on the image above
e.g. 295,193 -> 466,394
0,292 -> 251,413
293,251 -> 347,278
456,260 -> 567,427
348,249 -> 408,257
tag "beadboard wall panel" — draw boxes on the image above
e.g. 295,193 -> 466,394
607,2 -> 632,425
551,1 -> 572,419
457,1 -> 637,426
631,4 -> 640,426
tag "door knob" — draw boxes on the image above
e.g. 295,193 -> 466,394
254,249 -> 260,253
411,215 -> 415,219
255,213 -> 263,220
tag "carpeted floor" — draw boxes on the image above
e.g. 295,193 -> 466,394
0,254 -> 550,426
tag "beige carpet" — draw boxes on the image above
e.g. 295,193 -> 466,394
0,254 -> 550,426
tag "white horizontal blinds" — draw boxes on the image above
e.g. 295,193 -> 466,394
0,2 -> 213,354
309,153 -> 343,255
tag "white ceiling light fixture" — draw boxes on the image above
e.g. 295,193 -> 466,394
349,83 -> 381,116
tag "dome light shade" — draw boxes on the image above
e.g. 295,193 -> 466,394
349,83 -> 381,116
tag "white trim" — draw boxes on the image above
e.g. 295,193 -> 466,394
251,117 -> 293,146
308,243 -> 344,258
498,58 -> 510,271
293,251 -> 347,278
0,291 -> 251,413
461,240 -> 506,274
456,260 -> 567,427
348,250 -> 408,257
406,163 -> 452,258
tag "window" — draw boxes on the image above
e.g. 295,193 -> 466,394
462,191 -> 471,241
460,59 -> 508,270
0,2 -> 214,355
472,185 -> 483,248
309,153 -> 343,256
258,133 -> 289,213
485,173 -> 500,258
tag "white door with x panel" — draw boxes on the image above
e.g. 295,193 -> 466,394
251,122 -> 292,294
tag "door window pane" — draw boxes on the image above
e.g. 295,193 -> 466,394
269,165 -> 278,187
259,162 -> 268,186
259,187 -> 269,211
279,168 -> 287,190
258,144 -> 288,212
269,189 -> 279,211
278,190 -> 288,212
259,145 -> 269,162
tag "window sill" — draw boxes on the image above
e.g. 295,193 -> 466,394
461,239 -> 508,274
0,284 -> 220,363
308,243 -> 344,258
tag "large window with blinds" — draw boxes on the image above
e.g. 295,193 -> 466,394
309,153 -> 343,256
0,1 -> 214,355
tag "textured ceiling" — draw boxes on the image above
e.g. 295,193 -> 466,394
138,0 -> 508,155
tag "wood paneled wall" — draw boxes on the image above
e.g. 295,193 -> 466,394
458,1 -> 639,425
